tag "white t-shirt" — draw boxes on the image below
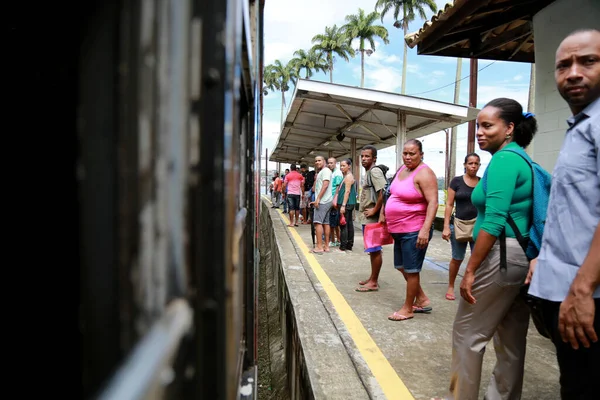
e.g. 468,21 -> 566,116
315,167 -> 333,204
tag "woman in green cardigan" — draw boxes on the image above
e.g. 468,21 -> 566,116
447,98 -> 538,400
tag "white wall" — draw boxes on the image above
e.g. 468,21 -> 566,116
532,0 -> 600,172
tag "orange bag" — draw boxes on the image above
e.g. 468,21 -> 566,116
363,222 -> 394,249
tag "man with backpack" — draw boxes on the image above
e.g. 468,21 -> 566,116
527,29 -> 600,399
356,145 -> 387,292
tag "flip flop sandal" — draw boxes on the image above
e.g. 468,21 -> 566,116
413,306 -> 433,313
355,287 -> 378,292
388,312 -> 413,321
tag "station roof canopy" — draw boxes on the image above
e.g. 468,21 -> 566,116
269,79 -> 479,164
404,0 -> 556,63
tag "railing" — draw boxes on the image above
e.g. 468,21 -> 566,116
97,299 -> 192,400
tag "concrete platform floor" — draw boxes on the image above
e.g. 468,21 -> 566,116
272,207 -> 560,400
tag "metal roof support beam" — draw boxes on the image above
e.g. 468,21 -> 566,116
357,123 -> 383,141
369,110 -> 396,137
396,111 -> 407,170
300,94 -> 464,124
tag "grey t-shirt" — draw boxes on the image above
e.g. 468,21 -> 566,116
359,166 -> 387,224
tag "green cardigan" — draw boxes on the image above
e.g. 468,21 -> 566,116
471,142 -> 533,241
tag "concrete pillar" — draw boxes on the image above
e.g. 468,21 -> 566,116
351,137 -> 360,184
396,111 -> 407,170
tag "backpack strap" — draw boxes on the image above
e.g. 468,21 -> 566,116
383,167 -> 401,205
482,148 -> 533,271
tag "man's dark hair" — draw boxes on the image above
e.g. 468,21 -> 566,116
290,164 -> 297,171
484,97 -> 538,148
300,163 -> 308,169
361,145 -> 377,158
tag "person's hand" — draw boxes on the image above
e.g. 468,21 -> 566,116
310,200 -> 320,209
378,213 -> 386,224
524,258 -> 537,285
559,286 -> 598,349
460,269 -> 477,304
363,208 -> 375,218
332,196 -> 338,208
340,205 -> 346,215
442,227 -> 451,242
416,228 -> 430,249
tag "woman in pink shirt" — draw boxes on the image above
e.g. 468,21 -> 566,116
283,164 -> 305,227
382,139 -> 439,321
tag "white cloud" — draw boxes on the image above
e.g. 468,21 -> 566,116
475,84 -> 530,109
514,74 -> 523,81
432,70 -> 445,76
264,0 -> 371,64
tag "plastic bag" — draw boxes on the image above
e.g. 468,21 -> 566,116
340,212 -> 346,226
363,222 -> 393,249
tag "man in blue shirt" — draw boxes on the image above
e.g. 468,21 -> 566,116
528,28 -> 600,399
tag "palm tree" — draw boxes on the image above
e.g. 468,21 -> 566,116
290,48 -> 329,80
342,8 -> 389,88
311,25 -> 355,83
375,0 -> 437,94
263,59 -> 298,128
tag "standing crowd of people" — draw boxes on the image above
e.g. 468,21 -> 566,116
269,29 -> 599,399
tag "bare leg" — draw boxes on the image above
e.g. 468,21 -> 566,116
288,210 -> 295,226
397,269 -> 430,307
324,225 -> 331,251
294,210 -> 300,225
358,250 -> 382,290
390,272 -> 421,318
446,258 -> 462,300
314,224 -> 324,251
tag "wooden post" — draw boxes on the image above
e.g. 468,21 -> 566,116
467,58 -> 478,154
450,58 -> 462,180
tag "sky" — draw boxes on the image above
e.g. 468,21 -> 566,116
260,0 -> 533,180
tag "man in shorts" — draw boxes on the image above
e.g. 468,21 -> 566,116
300,163 -> 315,224
328,157 -> 344,246
283,164 -> 304,227
356,145 -> 387,292
309,155 -> 333,254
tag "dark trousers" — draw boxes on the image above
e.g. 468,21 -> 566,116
539,298 -> 600,399
339,205 -> 354,251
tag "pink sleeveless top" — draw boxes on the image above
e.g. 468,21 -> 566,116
385,164 -> 429,233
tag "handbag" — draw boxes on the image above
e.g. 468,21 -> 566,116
453,215 -> 476,242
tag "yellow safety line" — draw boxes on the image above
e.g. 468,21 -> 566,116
264,196 -> 414,399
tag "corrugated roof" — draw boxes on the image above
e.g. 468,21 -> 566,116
403,0 -> 556,62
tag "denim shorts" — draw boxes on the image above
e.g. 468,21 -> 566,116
287,194 -> 301,211
450,224 -> 474,261
391,228 -> 433,273
362,224 -> 382,253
